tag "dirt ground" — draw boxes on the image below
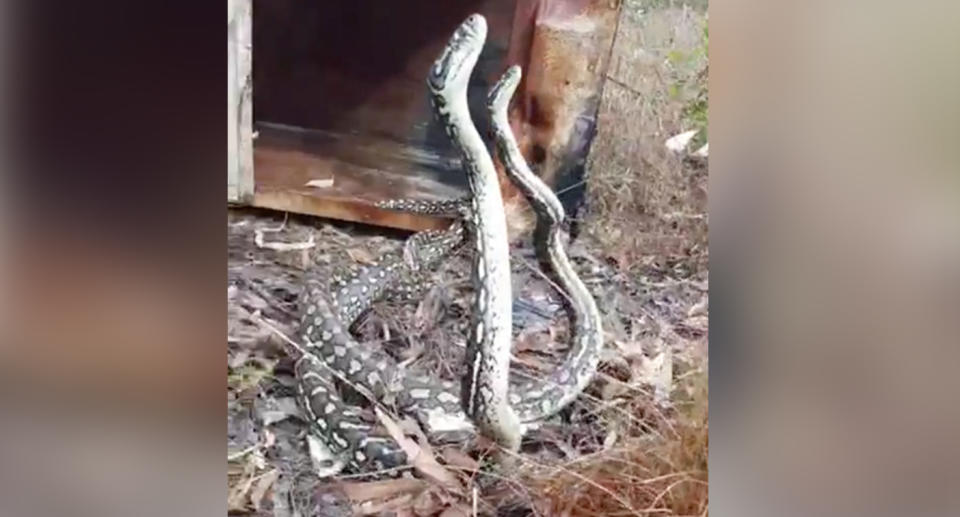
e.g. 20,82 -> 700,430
228,3 -> 707,516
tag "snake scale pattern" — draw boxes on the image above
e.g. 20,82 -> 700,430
425,14 -> 522,450
294,14 -> 603,472
296,224 -> 468,472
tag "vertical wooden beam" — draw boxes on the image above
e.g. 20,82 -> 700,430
228,0 -> 254,203
227,0 -> 239,201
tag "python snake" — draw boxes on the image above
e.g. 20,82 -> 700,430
296,224 -> 468,472
380,16 -> 603,445
295,13 -> 602,472
487,66 -> 603,421
425,14 -> 522,450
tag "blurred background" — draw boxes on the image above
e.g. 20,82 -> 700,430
710,1 -> 960,515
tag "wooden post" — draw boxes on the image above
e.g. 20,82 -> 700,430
228,0 -> 254,203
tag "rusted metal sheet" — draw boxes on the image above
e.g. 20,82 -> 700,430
245,0 -> 619,232
503,0 -> 620,222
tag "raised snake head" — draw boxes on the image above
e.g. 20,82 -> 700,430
428,14 -> 487,98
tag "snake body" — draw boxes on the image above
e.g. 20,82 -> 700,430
487,66 -> 603,421
380,67 -> 603,427
295,14 -> 602,471
296,225 -> 468,472
378,15 -> 603,443
426,14 -> 522,450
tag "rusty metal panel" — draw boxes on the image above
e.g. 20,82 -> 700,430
503,0 -> 620,219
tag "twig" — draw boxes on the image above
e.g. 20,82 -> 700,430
254,212 -> 316,251
472,486 -> 478,517
228,443 -> 261,462
517,256 -> 574,306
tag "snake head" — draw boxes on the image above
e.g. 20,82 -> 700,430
428,14 -> 487,95
488,65 -> 521,112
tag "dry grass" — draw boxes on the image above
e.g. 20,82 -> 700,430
515,369 -> 708,516
227,206 -> 709,516
498,4 -> 711,514
584,2 -> 708,274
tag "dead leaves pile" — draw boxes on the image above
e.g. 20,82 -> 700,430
229,430 -> 280,513
227,210 -> 709,516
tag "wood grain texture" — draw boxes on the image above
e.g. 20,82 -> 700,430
244,0 -> 618,230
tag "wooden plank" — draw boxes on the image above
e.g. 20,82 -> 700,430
227,0 -> 239,201
251,125 -> 463,232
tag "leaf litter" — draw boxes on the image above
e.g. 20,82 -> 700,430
227,208 -> 707,516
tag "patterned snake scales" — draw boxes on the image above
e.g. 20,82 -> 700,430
294,14 -> 602,472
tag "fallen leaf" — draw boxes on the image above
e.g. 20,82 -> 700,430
312,487 -> 353,517
228,348 -> 251,369
340,478 -> 428,502
411,488 -> 446,517
440,447 -> 479,472
635,351 -> 673,404
693,142 -> 708,157
346,247 -> 377,265
687,296 -> 708,317
438,504 -> 472,517
354,494 -> 415,516
254,228 -> 316,251
227,477 -> 253,512
249,469 -> 279,511
376,408 -> 462,492
602,430 -> 618,450
665,129 -> 699,153
305,178 -> 335,188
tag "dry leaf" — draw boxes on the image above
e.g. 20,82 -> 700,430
346,247 -> 377,265
665,129 -> 699,153
411,488 -> 446,517
635,351 -> 673,403
396,508 -> 416,517
255,230 -> 316,251
440,447 -> 479,472
602,430 -> 619,450
227,477 -> 253,512
249,469 -> 279,511
375,408 -> 462,492
340,478 -> 428,502
305,178 -> 335,188
354,494 -> 415,516
687,296 -> 708,317
438,504 -> 472,517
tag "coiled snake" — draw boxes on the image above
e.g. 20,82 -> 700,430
294,14 -> 602,472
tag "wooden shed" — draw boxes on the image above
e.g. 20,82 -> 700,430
227,0 -> 620,231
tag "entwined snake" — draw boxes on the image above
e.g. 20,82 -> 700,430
295,224 -> 468,472
294,14 -> 602,472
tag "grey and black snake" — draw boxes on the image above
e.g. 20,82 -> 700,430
294,14 -> 602,473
